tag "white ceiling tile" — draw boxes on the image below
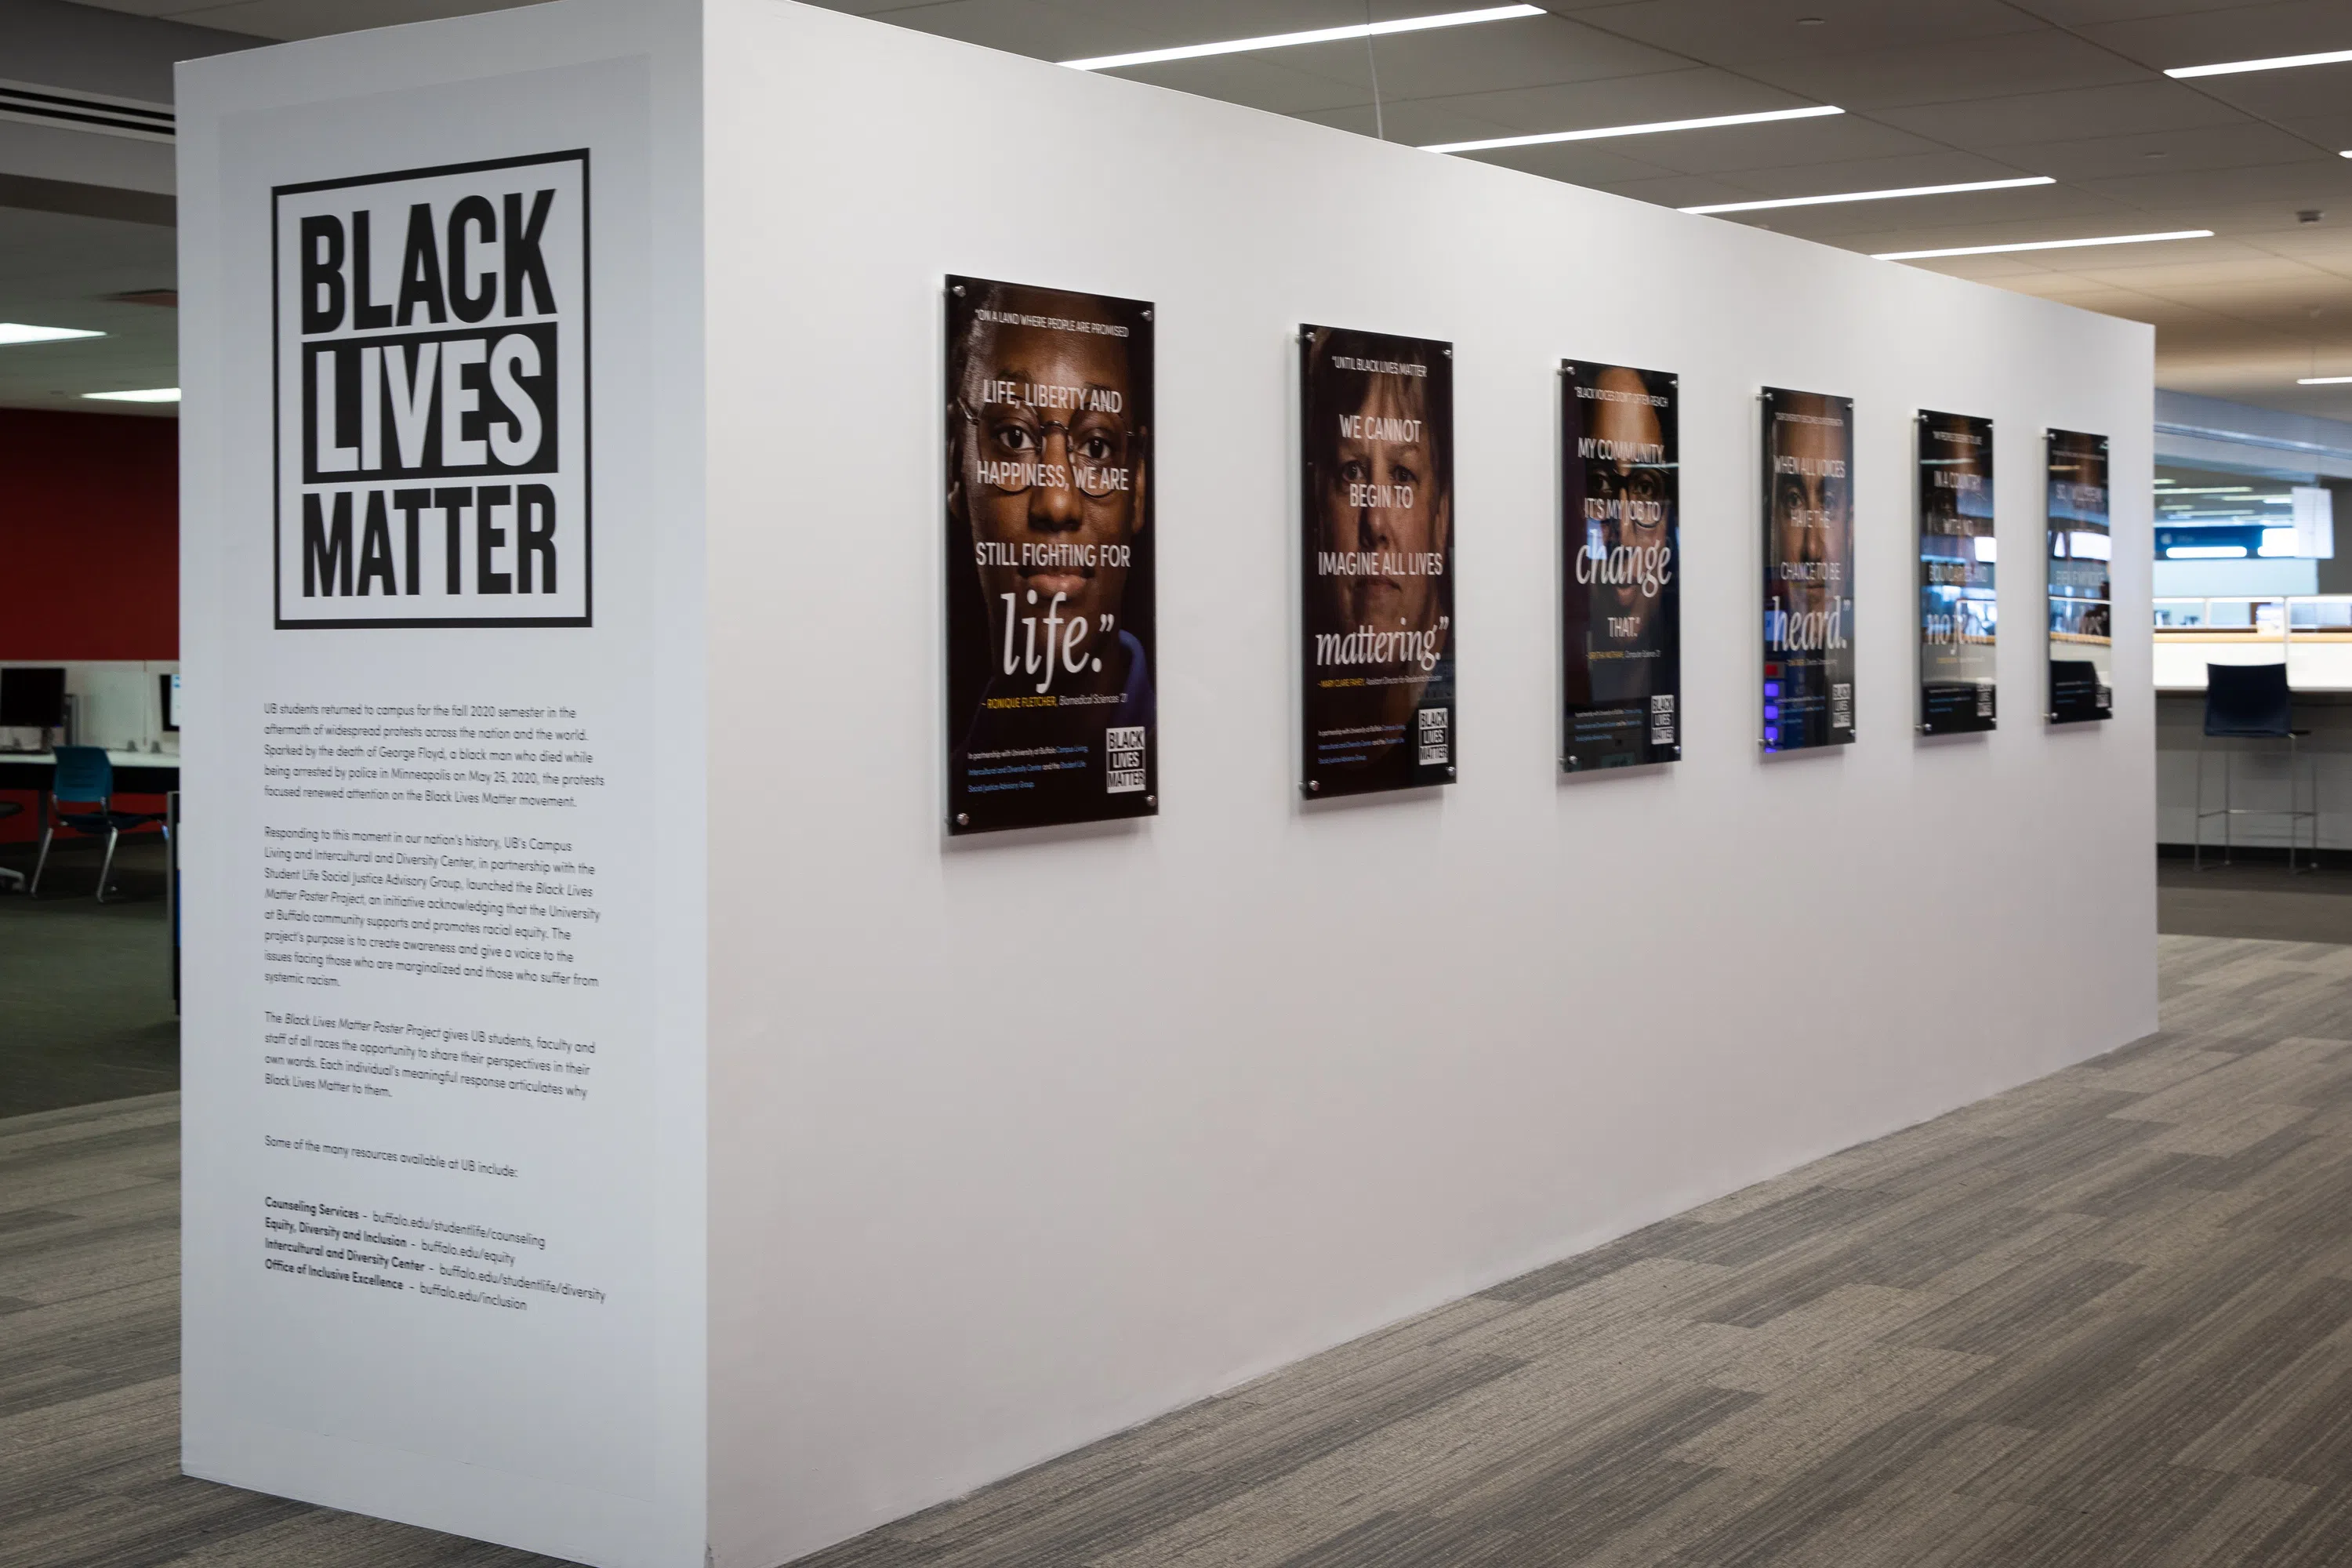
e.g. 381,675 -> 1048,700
2077,0 -> 2352,71
1553,0 -> 2040,62
1733,31 -> 2150,112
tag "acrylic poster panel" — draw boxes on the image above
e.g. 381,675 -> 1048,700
1762,387 -> 1856,752
2046,429 -> 2113,724
1299,325 -> 1456,796
1918,410 -> 1997,735
1561,362 -> 1679,769
944,276 -> 1156,832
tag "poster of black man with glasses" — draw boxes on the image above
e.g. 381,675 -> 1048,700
1298,325 -> 1457,797
944,276 -> 1156,834
1561,361 -> 1679,769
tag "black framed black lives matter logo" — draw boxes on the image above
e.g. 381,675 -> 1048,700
272,149 -> 591,630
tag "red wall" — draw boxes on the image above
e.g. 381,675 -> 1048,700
2,408 -> 177,848
0,408 -> 178,659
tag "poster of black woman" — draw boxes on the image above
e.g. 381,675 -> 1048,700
1562,361 -> 1679,769
1298,325 -> 1456,797
943,276 -> 1156,833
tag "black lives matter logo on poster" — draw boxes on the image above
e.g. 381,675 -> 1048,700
274,151 -> 589,629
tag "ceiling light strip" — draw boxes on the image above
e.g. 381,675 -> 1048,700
1062,4 -> 1541,71
83,387 -> 179,403
1874,228 -> 2212,261
2299,376 -> 2352,385
1680,176 -> 2053,215
1424,103 -> 1842,154
2166,48 -> 2352,79
0,322 -> 104,345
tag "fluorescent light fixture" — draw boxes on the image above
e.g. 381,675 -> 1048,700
1680,176 -> 2053,216
0,322 -> 103,345
2167,545 -> 2247,559
1423,103 -> 1842,155
1062,4 -> 1541,71
82,387 -> 179,403
2259,528 -> 2299,557
2068,531 -> 2112,561
2166,48 -> 2352,79
2299,375 -> 2352,384
1873,228 -> 2212,260
2162,486 -> 2252,495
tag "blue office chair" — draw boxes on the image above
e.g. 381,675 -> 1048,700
31,746 -> 170,902
2194,662 -> 2316,872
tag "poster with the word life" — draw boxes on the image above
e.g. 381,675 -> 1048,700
1918,410 -> 1998,735
943,275 -> 1156,833
1298,325 -> 1456,796
2047,429 -> 2114,724
1562,361 -> 1679,769
1761,387 -> 1856,752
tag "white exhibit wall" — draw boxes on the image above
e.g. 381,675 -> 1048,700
176,4 -> 708,1566
702,4 -> 2157,1564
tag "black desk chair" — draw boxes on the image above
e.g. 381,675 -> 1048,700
0,800 -> 20,891
2195,662 -> 2317,872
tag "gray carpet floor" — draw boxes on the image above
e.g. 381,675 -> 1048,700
12,934 -> 2352,1565
2158,855 -> 2352,946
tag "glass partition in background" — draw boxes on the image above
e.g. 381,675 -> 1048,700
2152,595 -> 2352,689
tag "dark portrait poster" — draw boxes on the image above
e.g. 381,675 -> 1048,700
1761,387 -> 1856,753
944,276 -> 1156,833
1562,361 -> 1679,769
1298,325 -> 1455,796
2046,429 -> 2113,724
1918,411 -> 1997,735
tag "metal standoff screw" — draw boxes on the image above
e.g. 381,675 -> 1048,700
1307,779 -> 1321,793
955,812 -> 969,826
1446,765 -> 1457,777
1443,347 -> 1453,357
952,284 -> 965,296
1142,308 -> 1153,320
1145,795 -> 1156,807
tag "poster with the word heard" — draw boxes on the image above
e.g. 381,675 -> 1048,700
1298,325 -> 1455,796
1918,410 -> 1998,735
944,276 -> 1156,833
2047,429 -> 2114,724
1762,387 -> 1856,752
1562,361 -> 1679,769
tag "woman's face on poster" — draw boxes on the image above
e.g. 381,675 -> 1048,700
1320,373 -> 1448,648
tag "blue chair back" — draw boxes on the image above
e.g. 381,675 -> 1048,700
2205,662 -> 2292,738
53,744 -> 114,804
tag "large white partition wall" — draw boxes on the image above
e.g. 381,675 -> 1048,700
181,3 -> 2156,1565
176,3 -> 708,1565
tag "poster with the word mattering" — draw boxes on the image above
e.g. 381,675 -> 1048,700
1298,325 -> 1455,796
944,276 -> 1156,833
1562,361 -> 1679,769
1918,410 -> 1997,734
2047,429 -> 2113,724
1761,387 -> 1856,752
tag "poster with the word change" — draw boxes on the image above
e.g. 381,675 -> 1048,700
1298,325 -> 1456,796
2047,430 -> 2113,724
1762,387 -> 1856,752
1562,361 -> 1679,769
944,276 -> 1156,833
1918,410 -> 1997,735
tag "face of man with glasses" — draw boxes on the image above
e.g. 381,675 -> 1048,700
1317,372 -> 1450,666
953,303 -> 1145,696
1585,366 -> 1670,636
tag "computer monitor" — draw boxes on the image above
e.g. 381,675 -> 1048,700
0,667 -> 66,729
162,672 -> 180,733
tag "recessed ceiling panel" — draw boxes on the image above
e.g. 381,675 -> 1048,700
1873,80 -> 2254,147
